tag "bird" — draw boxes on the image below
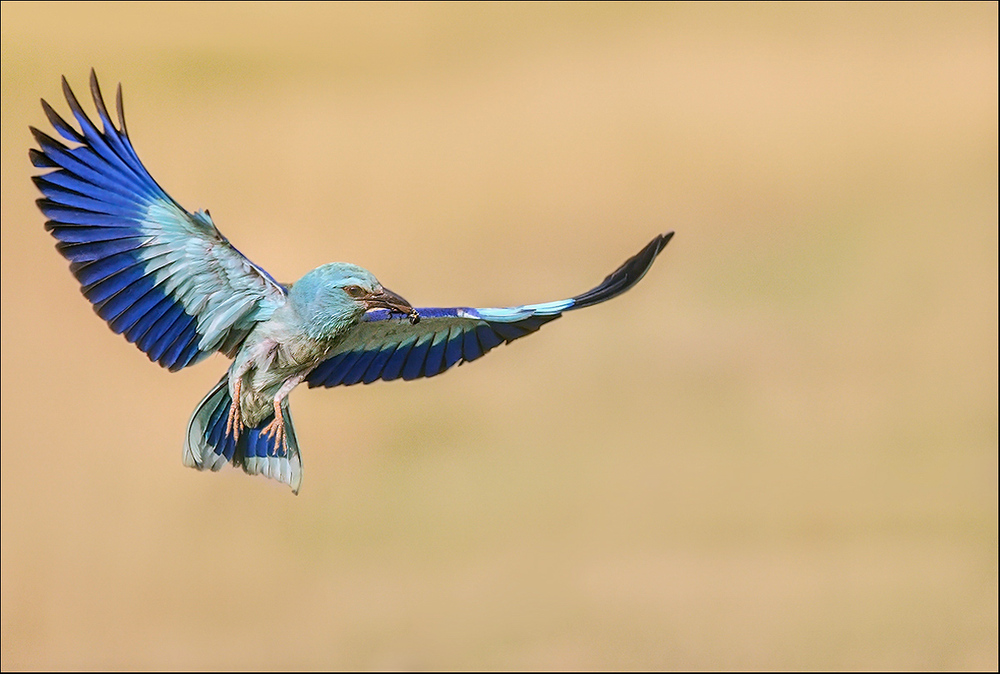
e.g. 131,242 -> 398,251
30,70 -> 674,494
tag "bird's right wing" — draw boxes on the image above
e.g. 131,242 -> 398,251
307,232 -> 672,388
30,70 -> 286,371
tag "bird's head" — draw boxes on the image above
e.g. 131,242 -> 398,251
289,263 -> 415,339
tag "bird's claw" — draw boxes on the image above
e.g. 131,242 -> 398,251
260,415 -> 287,457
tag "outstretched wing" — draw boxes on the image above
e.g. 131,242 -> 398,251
30,70 -> 286,371
307,232 -> 672,388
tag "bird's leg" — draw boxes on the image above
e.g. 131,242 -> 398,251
226,376 -> 243,441
260,399 -> 286,454
226,341 -> 272,442
258,370 -> 309,456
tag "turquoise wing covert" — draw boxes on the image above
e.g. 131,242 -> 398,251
307,233 -> 672,387
31,70 -> 286,371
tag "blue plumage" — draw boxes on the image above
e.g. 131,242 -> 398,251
32,70 -> 673,494
32,74 -> 287,374
187,378 -> 301,486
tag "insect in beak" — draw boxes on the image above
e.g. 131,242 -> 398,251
365,287 -> 419,324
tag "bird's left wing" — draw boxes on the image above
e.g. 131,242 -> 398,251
30,71 -> 286,371
307,232 -> 672,388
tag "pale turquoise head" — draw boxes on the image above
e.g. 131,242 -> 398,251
289,263 -> 413,338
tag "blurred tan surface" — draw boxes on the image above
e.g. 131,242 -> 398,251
1,2 -> 997,670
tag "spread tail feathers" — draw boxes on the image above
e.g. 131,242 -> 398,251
184,377 -> 303,493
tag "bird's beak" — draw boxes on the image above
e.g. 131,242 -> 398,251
365,287 -> 420,324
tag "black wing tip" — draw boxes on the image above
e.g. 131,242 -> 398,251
89,69 -> 111,124
39,97 -> 57,118
115,81 -> 128,137
634,230 -> 674,267
60,74 -> 83,111
569,231 -> 674,309
625,231 -> 674,275
28,147 -> 56,168
648,230 -> 675,258
47,69 -> 120,128
28,124 -> 62,149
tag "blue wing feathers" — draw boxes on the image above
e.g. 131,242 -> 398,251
160,321 -> 200,369
307,352 -> 342,386
61,76 -> 165,196
329,351 -> 364,387
340,351 -> 368,386
49,225 -> 141,243
61,79 -> 118,150
38,202 -> 139,227
105,287 -> 163,333
307,232 -> 670,389
87,77 -> 138,162
31,128 -> 149,198
342,350 -> 380,386
144,305 -> 190,359
81,264 -> 147,304
136,308 -> 179,358
381,337 -> 417,382
461,329 -> 483,363
35,171 -> 146,211
35,179 -> 144,215
33,71 -> 285,370
120,294 -> 174,341
422,330 -> 449,378
305,316 -> 547,388
56,236 -> 150,262
70,249 -> 145,284
95,277 -> 159,323
401,335 -> 433,381
175,336 -> 205,371
362,346 -> 398,384
474,324 -> 505,352
443,328 -> 466,371
109,297 -> 155,335
138,305 -> 188,358
205,401 -> 227,452
41,99 -> 85,144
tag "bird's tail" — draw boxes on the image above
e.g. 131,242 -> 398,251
183,376 -> 303,494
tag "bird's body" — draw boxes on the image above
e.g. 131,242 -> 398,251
31,71 -> 673,493
229,264 -> 391,424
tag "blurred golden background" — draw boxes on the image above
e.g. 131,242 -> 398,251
2,2 -> 996,669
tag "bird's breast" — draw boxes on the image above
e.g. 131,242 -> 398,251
234,327 -> 342,427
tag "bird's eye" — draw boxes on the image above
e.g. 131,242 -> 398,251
344,285 -> 367,299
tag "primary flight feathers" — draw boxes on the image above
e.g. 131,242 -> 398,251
32,70 -> 673,494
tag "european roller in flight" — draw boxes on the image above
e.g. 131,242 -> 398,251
30,71 -> 674,494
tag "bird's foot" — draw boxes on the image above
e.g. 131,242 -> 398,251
260,409 -> 287,457
226,377 -> 243,441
